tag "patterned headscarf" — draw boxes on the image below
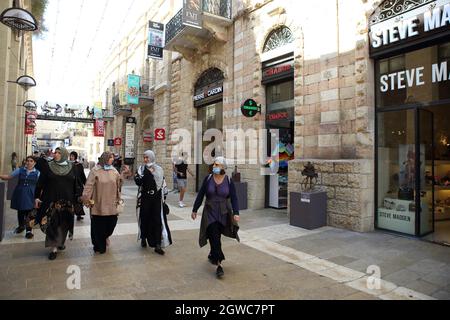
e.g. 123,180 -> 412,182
98,151 -> 114,168
48,147 -> 73,176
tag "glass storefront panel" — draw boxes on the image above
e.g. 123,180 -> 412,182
377,110 -> 417,235
376,42 -> 450,109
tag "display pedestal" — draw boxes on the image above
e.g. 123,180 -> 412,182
234,182 -> 248,211
0,182 -> 5,241
290,191 -> 327,230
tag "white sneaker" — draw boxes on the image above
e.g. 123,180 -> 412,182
179,202 -> 186,208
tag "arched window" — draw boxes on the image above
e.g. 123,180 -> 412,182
263,26 -> 294,53
195,68 -> 224,89
370,0 -> 434,26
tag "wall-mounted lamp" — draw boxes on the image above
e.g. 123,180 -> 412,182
0,7 -> 37,31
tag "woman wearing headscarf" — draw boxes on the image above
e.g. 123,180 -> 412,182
135,150 -> 172,255
34,147 -> 82,260
82,152 -> 128,254
70,151 -> 87,221
191,157 -> 240,278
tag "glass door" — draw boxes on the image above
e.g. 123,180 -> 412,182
418,109 -> 434,237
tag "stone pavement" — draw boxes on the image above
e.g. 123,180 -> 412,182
0,180 -> 449,300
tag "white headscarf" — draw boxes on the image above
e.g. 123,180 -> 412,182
138,150 -> 164,190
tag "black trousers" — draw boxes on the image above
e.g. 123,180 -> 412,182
17,210 -> 32,232
91,215 -> 118,253
207,222 -> 225,265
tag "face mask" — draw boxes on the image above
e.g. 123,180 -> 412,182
146,163 -> 154,168
104,165 -> 114,171
213,167 -> 222,175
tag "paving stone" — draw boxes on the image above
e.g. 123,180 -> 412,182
383,269 -> 425,286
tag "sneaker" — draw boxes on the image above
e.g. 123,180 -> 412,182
14,226 -> 25,234
179,202 -> 186,208
48,251 -> 57,261
25,232 -> 34,239
155,246 -> 165,255
216,266 -> 224,278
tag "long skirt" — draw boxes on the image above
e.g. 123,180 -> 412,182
139,193 -> 163,248
44,201 -> 75,248
207,222 -> 226,265
91,215 -> 118,253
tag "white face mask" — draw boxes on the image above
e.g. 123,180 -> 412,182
146,162 -> 154,168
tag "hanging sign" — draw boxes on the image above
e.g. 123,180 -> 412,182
154,128 -> 166,141
183,0 -> 202,29
127,75 -> 141,105
114,137 -> 122,146
143,130 -> 153,142
94,120 -> 105,137
25,111 -> 37,135
241,99 -> 261,118
93,102 -> 103,119
125,117 -> 136,158
107,139 -> 115,147
148,21 -> 164,59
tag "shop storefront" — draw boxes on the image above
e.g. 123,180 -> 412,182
262,53 -> 295,209
371,0 -> 450,244
194,68 -> 224,191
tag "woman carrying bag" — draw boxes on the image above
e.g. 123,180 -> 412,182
135,150 -> 172,255
82,152 -> 129,254
191,157 -> 240,278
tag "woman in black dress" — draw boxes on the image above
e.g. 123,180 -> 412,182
70,151 -> 87,221
135,150 -> 171,255
35,147 -> 81,260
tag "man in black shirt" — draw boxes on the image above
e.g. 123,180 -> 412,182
175,153 -> 194,208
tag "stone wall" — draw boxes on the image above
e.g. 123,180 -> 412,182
289,159 -> 374,232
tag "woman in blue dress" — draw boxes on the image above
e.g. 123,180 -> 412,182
0,156 -> 40,239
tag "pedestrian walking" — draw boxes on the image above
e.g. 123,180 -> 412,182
70,151 -> 87,221
175,152 -> 194,208
82,152 -> 129,254
113,154 -> 122,173
34,147 -> 82,260
191,157 -> 240,278
134,150 -> 172,255
0,156 -> 40,239
11,152 -> 18,172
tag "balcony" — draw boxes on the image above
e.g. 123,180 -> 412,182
165,0 -> 232,60
112,94 -> 132,116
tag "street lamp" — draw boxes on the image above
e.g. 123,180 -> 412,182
0,7 -> 37,31
23,100 -> 37,110
8,75 -> 36,90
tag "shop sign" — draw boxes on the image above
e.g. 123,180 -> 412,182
94,120 -> 105,137
266,108 -> 294,122
241,99 -> 261,118
262,60 -> 294,83
107,139 -> 114,147
379,60 -> 450,93
370,1 -> 450,57
125,117 -> 136,159
183,0 -> 202,29
114,138 -> 122,146
127,75 -> 140,105
155,128 -> 166,141
193,86 -> 223,102
148,21 -> 164,60
143,130 -> 153,142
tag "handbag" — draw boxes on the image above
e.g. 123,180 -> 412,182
162,178 -> 169,215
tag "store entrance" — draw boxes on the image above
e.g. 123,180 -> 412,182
376,105 -> 450,245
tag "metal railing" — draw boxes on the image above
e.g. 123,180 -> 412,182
203,0 -> 232,19
165,8 -> 184,45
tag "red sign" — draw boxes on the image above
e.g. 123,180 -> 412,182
25,111 -> 37,135
263,64 -> 293,78
114,137 -> 122,146
94,120 -> 105,137
154,128 -> 166,141
267,112 -> 289,121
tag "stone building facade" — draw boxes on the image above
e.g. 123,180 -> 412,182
96,0 -> 449,236
0,0 -> 35,173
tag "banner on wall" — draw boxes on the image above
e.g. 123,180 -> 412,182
125,117 -> 136,159
94,120 -> 105,137
127,75 -> 141,105
148,21 -> 164,59
119,85 -> 127,106
25,111 -> 37,135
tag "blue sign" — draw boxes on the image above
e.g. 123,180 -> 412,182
127,74 -> 140,105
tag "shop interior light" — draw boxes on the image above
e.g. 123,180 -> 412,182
0,7 -> 37,31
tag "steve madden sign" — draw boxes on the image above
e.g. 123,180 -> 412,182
370,1 -> 450,57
